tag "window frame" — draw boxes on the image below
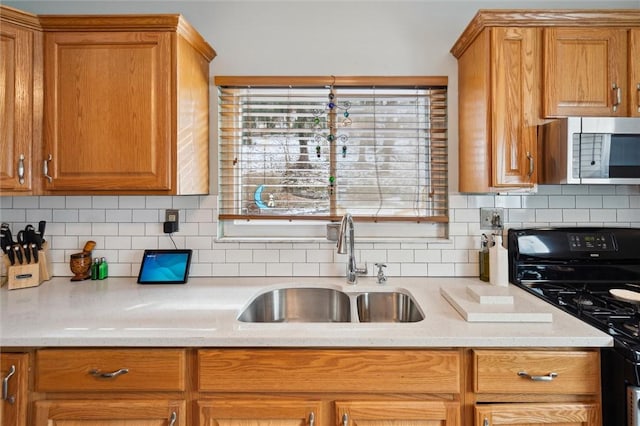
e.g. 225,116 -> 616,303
215,76 -> 449,241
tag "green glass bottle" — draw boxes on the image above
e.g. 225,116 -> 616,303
98,257 -> 108,280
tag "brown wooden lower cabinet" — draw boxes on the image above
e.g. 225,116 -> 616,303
0,347 -> 602,426
198,399 -> 325,426
1,353 -> 29,426
337,400 -> 460,426
475,403 -> 600,426
33,400 -> 185,425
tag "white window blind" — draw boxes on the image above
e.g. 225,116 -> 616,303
217,76 -> 448,224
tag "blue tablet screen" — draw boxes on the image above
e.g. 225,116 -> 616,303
137,250 -> 192,284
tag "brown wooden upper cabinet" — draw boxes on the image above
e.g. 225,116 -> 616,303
451,10 -> 640,193
0,6 -> 216,196
38,15 -> 216,194
544,27 -> 628,117
0,7 -> 42,195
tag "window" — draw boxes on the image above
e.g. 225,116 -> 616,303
216,76 -> 448,241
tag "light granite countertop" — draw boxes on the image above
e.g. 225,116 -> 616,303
0,276 -> 612,348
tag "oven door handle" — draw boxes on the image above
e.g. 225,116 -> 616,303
517,371 -> 558,382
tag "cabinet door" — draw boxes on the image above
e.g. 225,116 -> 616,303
630,29 -> 640,118
34,400 -> 185,426
544,27 -> 627,117
197,399 -> 324,426
475,403 -> 600,425
43,31 -> 173,192
0,19 -> 36,193
337,400 -> 460,426
490,27 -> 539,189
1,353 -> 29,426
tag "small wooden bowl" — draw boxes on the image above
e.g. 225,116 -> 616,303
70,252 -> 92,281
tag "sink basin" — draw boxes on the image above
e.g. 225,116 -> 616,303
356,291 -> 424,323
238,287 -> 351,323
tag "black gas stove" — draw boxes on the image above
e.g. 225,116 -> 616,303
508,227 -> 640,426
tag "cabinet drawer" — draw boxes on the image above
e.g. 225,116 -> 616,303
36,349 -> 186,392
198,349 -> 460,393
473,350 -> 599,394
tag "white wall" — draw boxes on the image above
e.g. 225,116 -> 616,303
2,0 -> 640,279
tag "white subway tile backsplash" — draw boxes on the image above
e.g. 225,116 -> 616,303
576,196 -> 603,208
12,196 -> 39,208
145,196 -> 173,209
253,249 -> 280,263
589,209 -> 617,222
535,208 -> 563,222
106,210 -> 132,223
53,209 -> 79,223
65,196 -> 92,208
131,236 -> 159,249
401,263 -> 428,276
267,262 -> 293,276
92,196 -> 119,209
132,209 -> 160,223
118,196 -> 146,208
293,263 -> 319,276
562,209 -> 590,222
65,223 -> 93,236
104,236 -> 132,250
79,209 -> 106,223
2,185 -> 639,279
39,196 -> 65,208
549,195 -> 575,208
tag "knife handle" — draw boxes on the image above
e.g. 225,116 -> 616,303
5,246 -> 14,265
13,245 -> 23,265
31,244 -> 39,263
23,244 -> 31,264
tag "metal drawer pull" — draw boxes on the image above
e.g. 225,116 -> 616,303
89,368 -> 129,379
517,371 -> 558,381
342,413 -> 349,426
637,83 -> 640,113
168,411 -> 177,426
2,364 -> 16,404
308,412 -> 315,426
18,154 -> 25,185
483,418 -> 489,426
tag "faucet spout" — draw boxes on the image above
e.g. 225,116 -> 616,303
336,213 -> 367,284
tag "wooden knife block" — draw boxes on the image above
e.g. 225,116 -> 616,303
1,241 -> 53,290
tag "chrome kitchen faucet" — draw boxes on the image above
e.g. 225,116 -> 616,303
336,213 -> 367,284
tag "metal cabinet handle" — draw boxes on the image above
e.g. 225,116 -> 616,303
168,411 -> 177,426
483,418 -> 489,426
518,370 -> 558,381
2,364 -> 16,404
308,412 -> 315,426
89,368 -> 129,379
612,83 -> 622,112
526,152 -> 534,178
17,154 -> 25,185
342,413 -> 348,426
636,83 -> 640,113
43,154 -> 53,183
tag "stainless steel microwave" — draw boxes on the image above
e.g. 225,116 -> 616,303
538,117 -> 640,184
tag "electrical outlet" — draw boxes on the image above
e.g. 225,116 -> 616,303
164,209 -> 179,233
480,207 -> 504,230
165,209 -> 179,223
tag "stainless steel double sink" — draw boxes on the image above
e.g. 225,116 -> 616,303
237,287 -> 424,323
